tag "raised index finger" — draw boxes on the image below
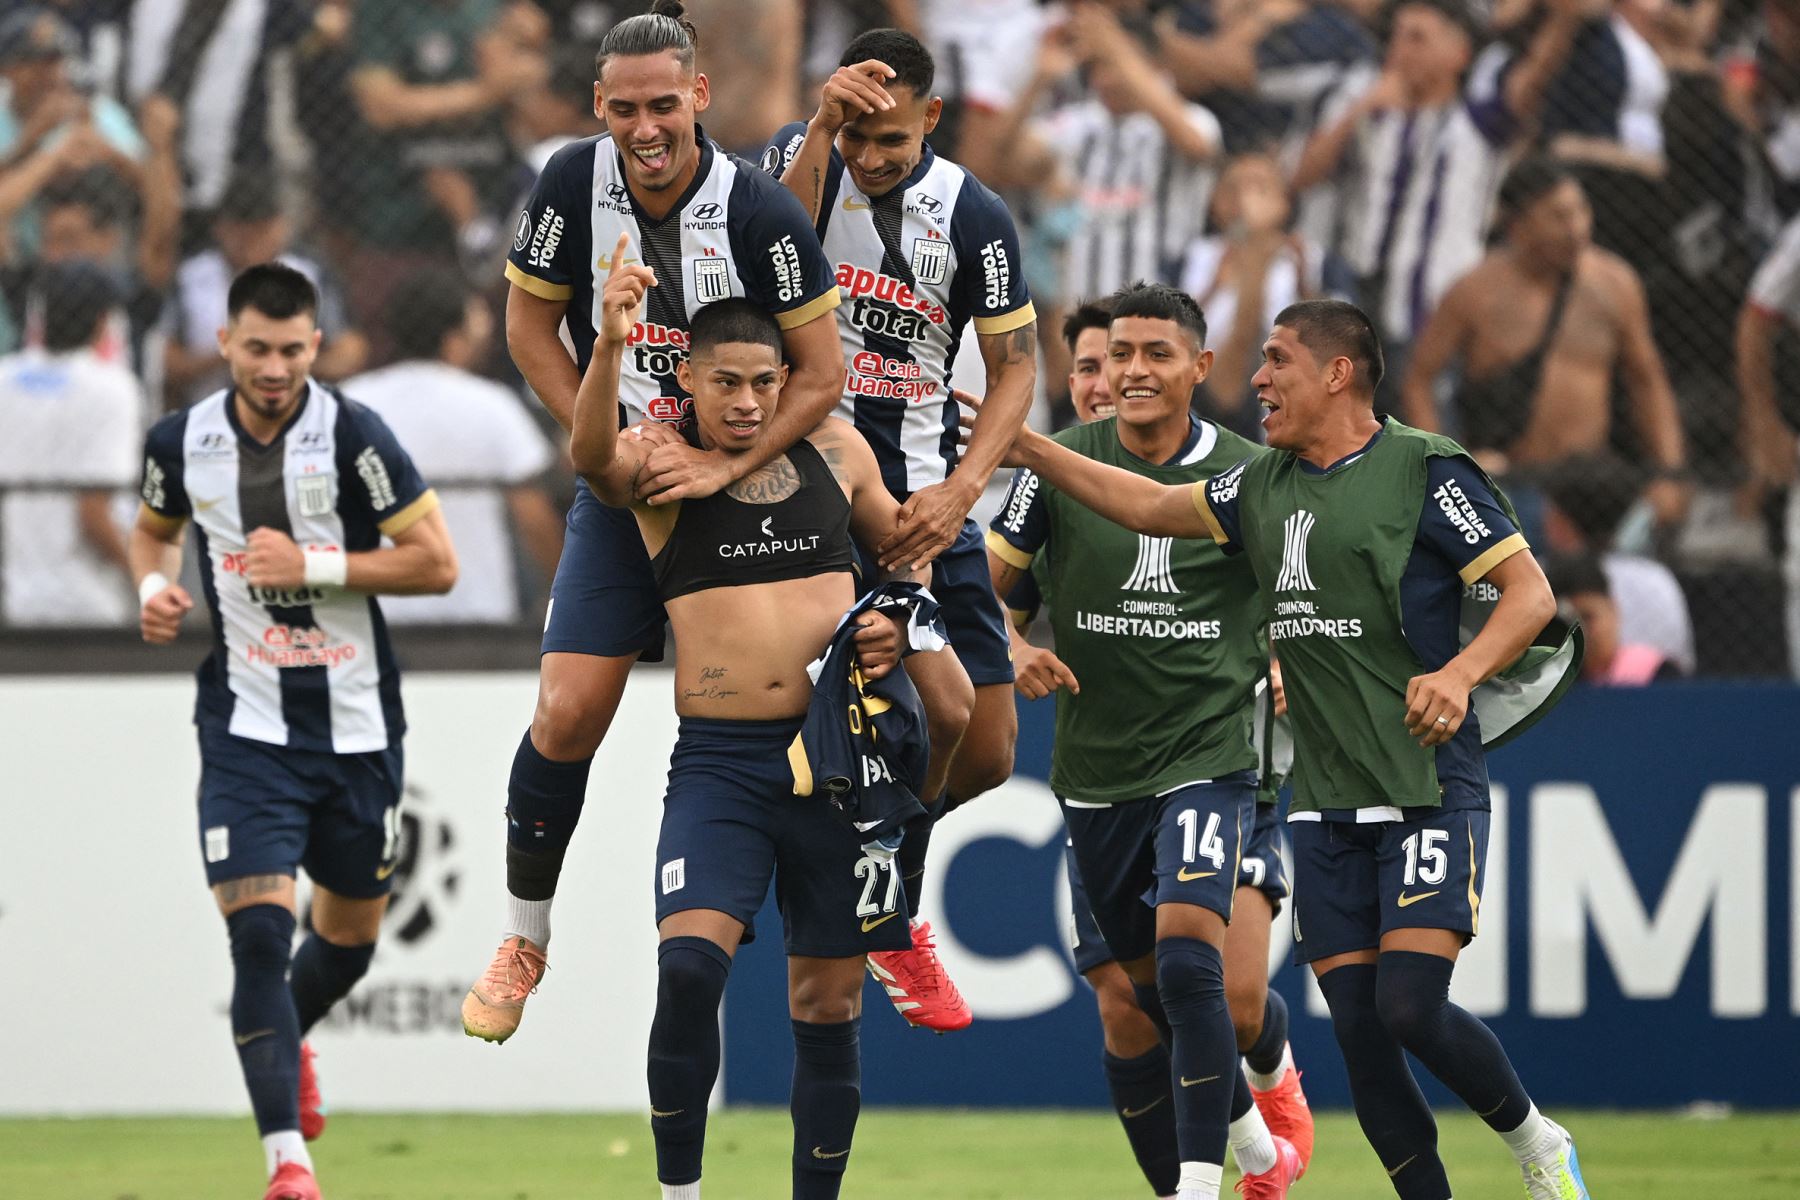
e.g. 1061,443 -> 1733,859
606,231 -> 629,280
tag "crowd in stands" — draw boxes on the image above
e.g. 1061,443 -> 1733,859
0,0 -> 1794,679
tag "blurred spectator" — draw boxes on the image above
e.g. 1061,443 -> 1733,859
915,0 -> 1048,180
34,0 -> 131,96
1735,212 -> 1800,673
346,0 -> 546,336
1540,453 -> 1697,672
164,174 -> 367,407
1296,0 -> 1575,386
1547,553 -> 1685,682
0,6 -> 146,261
1181,153 -> 1324,428
514,42 -> 608,175
1401,158 -> 1687,533
998,3 -> 1223,302
123,0 -> 313,245
345,268 -> 562,625
1738,0 -> 1800,221
685,0 -> 802,160
0,261 -> 141,628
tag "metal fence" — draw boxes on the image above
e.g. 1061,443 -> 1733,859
0,0 -> 1793,677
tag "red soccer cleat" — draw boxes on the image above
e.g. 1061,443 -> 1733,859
263,1161 -> 321,1200
865,919 -> 972,1032
1250,1057 -> 1314,1177
1235,1133 -> 1302,1198
297,1042 -> 326,1141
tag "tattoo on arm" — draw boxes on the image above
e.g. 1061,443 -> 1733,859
811,166 -> 822,216
213,873 -> 288,905
1003,322 -> 1037,363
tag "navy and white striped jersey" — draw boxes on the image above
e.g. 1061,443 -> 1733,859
765,126 -> 1036,497
139,382 -> 438,754
504,130 -> 841,425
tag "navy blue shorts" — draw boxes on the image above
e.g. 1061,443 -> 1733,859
542,484 -> 667,661
1238,800 -> 1291,913
1288,808 -> 1489,965
654,716 -> 914,958
1064,836 -> 1114,975
196,725 -> 403,899
1060,771 -> 1258,964
932,519 -> 1014,687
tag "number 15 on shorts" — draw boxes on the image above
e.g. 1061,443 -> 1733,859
855,853 -> 901,931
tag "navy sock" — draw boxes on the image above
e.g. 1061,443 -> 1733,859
896,799 -> 942,918
1231,1063 -> 1255,1122
647,936 -> 731,1186
1102,1045 -> 1180,1195
1244,989 -> 1290,1076
1155,937 -> 1235,1169
791,1018 -> 862,1200
1378,951 -> 1533,1133
289,934 -> 375,1036
504,730 -> 593,898
225,905 -> 301,1136
1318,963 -> 1451,1200
1129,980 -> 1174,1046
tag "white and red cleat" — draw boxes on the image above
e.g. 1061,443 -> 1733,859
866,919 -> 971,1033
1235,1133 -> 1303,1198
263,1161 -> 322,1200
297,1042 -> 326,1141
1250,1056 -> 1314,1177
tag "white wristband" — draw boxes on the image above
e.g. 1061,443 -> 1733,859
302,549 -> 349,588
137,572 -> 171,607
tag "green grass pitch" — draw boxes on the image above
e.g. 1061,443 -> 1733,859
3,1110 -> 1794,1198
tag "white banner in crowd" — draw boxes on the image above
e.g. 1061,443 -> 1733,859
0,673 -> 671,1115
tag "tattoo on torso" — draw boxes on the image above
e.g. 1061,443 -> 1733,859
725,457 -> 801,504
681,664 -> 740,702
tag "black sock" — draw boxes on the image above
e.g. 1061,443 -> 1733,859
791,1018 -> 862,1200
1244,988 -> 1290,1077
1129,980 -> 1174,1047
289,934 -> 375,1036
1378,951 -> 1532,1133
1318,963 -> 1451,1200
1102,1045 -> 1180,1196
504,730 -> 593,899
1155,937 -> 1235,1169
896,798 -> 942,919
226,905 -> 302,1136
647,936 -> 731,1186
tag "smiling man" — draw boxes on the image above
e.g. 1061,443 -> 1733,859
1001,299 -> 1588,1200
764,27 -> 1039,1033
467,0 -> 846,1044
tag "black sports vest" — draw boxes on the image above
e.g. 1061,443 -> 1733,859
651,439 -> 855,600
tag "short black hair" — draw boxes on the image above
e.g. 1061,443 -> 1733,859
1541,453 -> 1642,546
41,167 -> 130,230
1110,281 -> 1208,351
1274,299 -> 1384,393
1061,296 -> 1116,354
596,0 -> 698,78
227,261 -> 318,323
1497,156 -> 1576,229
1545,554 -> 1611,600
1380,0 -> 1483,46
689,298 -> 782,360
36,261 -> 116,353
840,28 -> 934,96
217,172 -> 283,224
389,268 -> 470,361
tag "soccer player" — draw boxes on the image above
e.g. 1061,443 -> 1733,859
570,255 -> 939,1200
982,285 -> 1302,1200
1002,299 -> 1590,1200
989,294 -> 1312,1198
464,0 -> 846,1042
765,27 -> 1038,1030
131,263 -> 457,1200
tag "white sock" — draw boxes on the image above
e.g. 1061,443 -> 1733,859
1245,1042 -> 1292,1092
262,1130 -> 311,1177
1229,1099 -> 1278,1176
1498,1103 -> 1559,1163
505,895 -> 552,949
1175,1160 -> 1223,1200
661,1182 -> 700,1200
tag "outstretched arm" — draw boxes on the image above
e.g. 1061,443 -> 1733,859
1013,427 -> 1213,539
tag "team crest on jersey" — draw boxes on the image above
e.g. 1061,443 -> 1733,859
910,238 -> 949,286
296,475 -> 334,518
693,257 -> 732,303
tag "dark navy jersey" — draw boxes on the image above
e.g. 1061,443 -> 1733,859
1204,429 -> 1520,811
765,123 -> 1036,497
505,129 -> 840,425
140,382 -> 436,753
790,582 -> 949,851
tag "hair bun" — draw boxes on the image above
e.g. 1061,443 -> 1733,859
651,0 -> 686,17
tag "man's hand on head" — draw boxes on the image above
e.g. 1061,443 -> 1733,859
813,59 -> 898,134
